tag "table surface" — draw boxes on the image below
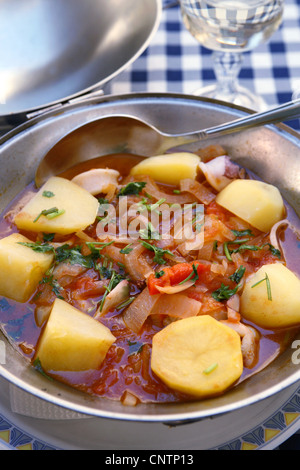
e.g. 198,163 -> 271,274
108,0 -> 300,132
109,0 -> 300,450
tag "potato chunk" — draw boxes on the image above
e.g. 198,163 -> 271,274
14,176 -> 99,234
151,315 -> 243,398
216,179 -> 285,232
240,263 -> 300,329
0,233 -> 54,302
130,152 -> 200,185
36,298 -> 116,372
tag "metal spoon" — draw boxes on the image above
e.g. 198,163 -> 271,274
35,98 -> 300,187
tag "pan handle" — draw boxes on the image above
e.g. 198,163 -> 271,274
25,89 -> 105,121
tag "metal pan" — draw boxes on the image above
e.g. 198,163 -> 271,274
0,0 -> 161,124
0,92 -> 299,424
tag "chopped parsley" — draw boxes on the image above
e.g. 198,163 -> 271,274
98,270 -> 126,312
229,266 -> 246,284
139,221 -> 160,240
203,362 -> 218,375
140,240 -> 174,265
17,241 -> 55,254
231,229 -> 254,237
267,243 -> 281,259
43,233 -> 55,242
98,197 -> 109,205
41,273 -> 64,299
251,272 -> 272,301
155,270 -> 165,279
33,358 -> 53,380
118,181 -> 147,197
179,264 -> 199,285
55,244 -> 94,268
212,283 -> 239,302
120,243 -> 134,254
116,297 -> 135,310
127,340 -> 145,355
33,207 -> 64,223
42,190 -> 55,198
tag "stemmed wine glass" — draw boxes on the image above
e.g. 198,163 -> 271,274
179,0 -> 284,110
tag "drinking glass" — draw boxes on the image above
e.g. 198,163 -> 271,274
179,0 -> 284,110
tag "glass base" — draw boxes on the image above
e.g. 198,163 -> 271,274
193,83 -> 268,112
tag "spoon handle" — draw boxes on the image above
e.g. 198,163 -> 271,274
185,98 -> 300,142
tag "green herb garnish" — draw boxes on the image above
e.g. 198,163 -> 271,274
203,362 -> 218,375
118,181 -> 147,197
224,242 -> 233,262
140,240 -> 173,265
98,197 -> 109,205
17,241 -> 55,254
127,340 -> 145,355
98,270 -> 125,312
116,297 -> 135,310
41,273 -> 64,299
178,264 -> 199,285
229,266 -> 246,284
212,283 -> 239,302
120,243 -> 134,255
42,191 -> 55,198
231,229 -> 254,237
155,270 -> 165,279
43,233 -> 55,242
33,358 -> 53,380
251,272 -> 272,301
267,243 -> 281,259
55,244 -> 94,268
139,222 -> 160,240
33,207 -> 64,222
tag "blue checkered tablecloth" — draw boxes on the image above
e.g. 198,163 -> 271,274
109,0 -> 300,131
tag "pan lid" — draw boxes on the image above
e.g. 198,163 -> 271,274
0,0 -> 161,117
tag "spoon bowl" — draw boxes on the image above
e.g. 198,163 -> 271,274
35,98 -> 300,188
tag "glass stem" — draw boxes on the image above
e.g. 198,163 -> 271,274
212,51 -> 244,98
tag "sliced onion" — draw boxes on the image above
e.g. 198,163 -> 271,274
151,293 -> 201,318
121,390 -> 139,407
102,244 -> 125,265
204,214 -> 236,242
124,243 -> 154,282
135,175 -> 196,204
210,259 -> 228,276
180,178 -> 215,205
269,218 -> 289,250
155,280 -> 195,294
197,241 -> 215,261
227,293 -> 240,312
226,307 -> 241,323
35,305 -> 52,327
94,280 -> 130,319
76,231 -> 97,243
123,287 -> 161,333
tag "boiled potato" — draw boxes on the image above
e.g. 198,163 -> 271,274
216,179 -> 285,232
151,315 -> 243,398
36,298 -> 116,372
14,176 -> 99,234
240,263 -> 300,329
0,233 -> 54,302
130,152 -> 200,185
